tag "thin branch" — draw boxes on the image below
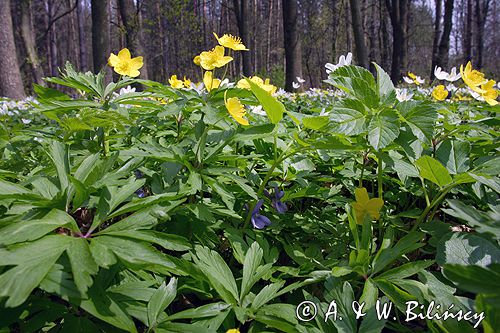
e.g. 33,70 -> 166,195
38,0 -> 79,42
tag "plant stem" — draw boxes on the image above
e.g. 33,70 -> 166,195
411,187 -> 451,231
377,151 -> 383,198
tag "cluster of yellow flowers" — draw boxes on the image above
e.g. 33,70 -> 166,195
460,61 -> 498,106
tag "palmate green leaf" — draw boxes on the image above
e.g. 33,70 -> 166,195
251,281 -> 285,310
246,78 -> 285,124
66,237 -> 98,296
164,302 -> 230,322
374,63 -> 396,104
376,260 -> 434,280
192,245 -> 239,305
35,100 -> 102,114
0,209 -> 78,245
373,279 -> 415,312
436,233 -> 500,267
442,264 -> 500,295
0,235 -> 71,307
90,236 -> 185,275
415,156 -> 452,187
326,65 -> 379,108
397,101 -> 437,143
330,103 -> 367,136
302,116 -> 330,130
46,141 -> 70,191
442,200 -> 500,239
100,230 -> 191,251
367,108 -> 400,150
436,140 -> 471,174
241,242 -> 263,301
147,278 -> 177,328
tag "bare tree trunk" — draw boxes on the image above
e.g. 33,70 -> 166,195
385,0 -> 408,82
475,0 -> 491,68
282,0 -> 303,91
91,0 -> 110,73
20,0 -> 44,85
436,0 -> 454,69
431,0 -> 442,79
464,0 -> 473,62
118,0 -> 148,79
349,0 -> 369,68
0,0 -> 26,99
77,0 -> 87,71
233,0 -> 252,76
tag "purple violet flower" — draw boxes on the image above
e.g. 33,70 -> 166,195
264,186 -> 288,214
251,199 -> 272,229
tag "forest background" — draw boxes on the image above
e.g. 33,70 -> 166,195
0,0 -> 498,100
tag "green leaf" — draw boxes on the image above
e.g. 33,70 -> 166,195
101,230 -> 191,251
0,209 -> 77,245
415,156 -> 452,187
377,260 -> 434,280
90,236 -> 184,275
442,264 -> 500,295
302,116 -> 330,130
148,278 -> 177,328
0,235 -> 70,307
46,141 -> 70,190
436,140 -> 471,174
397,101 -> 437,143
442,200 -> 500,239
436,233 -> 500,267
66,237 -> 98,296
164,302 -> 230,322
374,63 -> 396,104
241,242 -> 263,300
246,78 -> 285,124
330,100 -> 367,135
371,232 -> 424,275
368,109 -> 400,150
192,245 -> 239,305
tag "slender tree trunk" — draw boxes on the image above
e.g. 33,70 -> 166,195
464,0 -> 473,62
233,0 -> 252,76
349,0 -> 369,68
118,0 -> 148,79
76,0 -> 87,71
91,0 -> 110,73
430,0 -> 442,79
436,0 -> 454,69
282,0 -> 303,91
20,0 -> 44,85
0,0 -> 26,99
475,0 -> 490,68
385,0 -> 408,82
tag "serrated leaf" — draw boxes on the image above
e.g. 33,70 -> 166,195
368,109 -> 400,150
148,278 -> 177,327
246,78 -> 285,124
415,156 -> 452,187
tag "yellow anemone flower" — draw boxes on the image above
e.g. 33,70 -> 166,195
432,85 -> 448,101
213,32 -> 248,51
199,46 -> 233,70
352,187 -> 384,225
226,330 -> 240,333
193,55 -> 201,66
237,76 -> 277,95
168,75 -> 184,89
460,61 -> 488,93
108,48 -> 143,77
203,71 -> 221,92
480,80 -> 499,106
224,92 -> 249,125
183,76 -> 191,88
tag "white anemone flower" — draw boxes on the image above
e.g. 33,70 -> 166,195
325,52 -> 352,74
296,77 -> 305,83
396,88 -> 413,102
292,82 -> 301,89
434,66 -> 461,82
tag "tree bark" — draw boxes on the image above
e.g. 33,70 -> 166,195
233,0 -> 252,76
385,0 -> 408,82
118,0 -> 148,79
349,0 -> 369,68
20,0 -> 44,85
475,0 -> 490,69
91,0 -> 110,73
0,0 -> 26,99
436,0 -> 454,69
430,0 -> 442,79
282,0 -> 303,91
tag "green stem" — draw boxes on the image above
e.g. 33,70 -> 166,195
411,187 -> 452,231
359,151 -> 367,188
420,177 -> 431,207
377,152 -> 383,198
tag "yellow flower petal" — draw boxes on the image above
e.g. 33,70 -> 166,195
224,93 -> 249,125
432,85 -> 448,101
129,56 -> 144,70
352,187 -> 384,224
117,48 -> 132,61
108,53 -> 120,67
108,48 -> 143,77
